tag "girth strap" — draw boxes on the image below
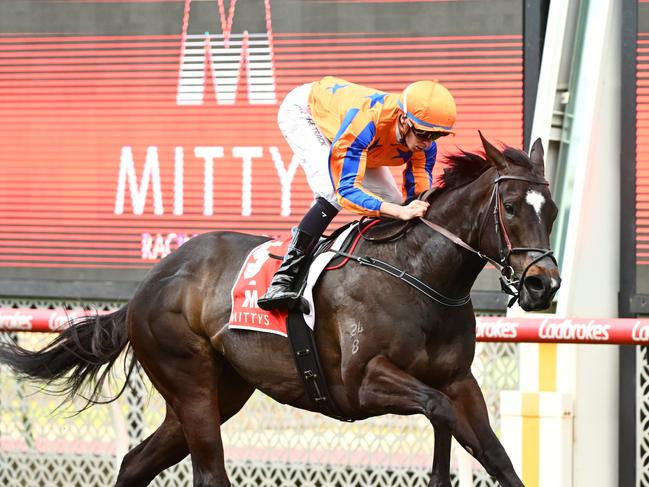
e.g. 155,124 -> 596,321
286,310 -> 353,422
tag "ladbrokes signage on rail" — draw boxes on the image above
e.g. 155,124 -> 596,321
3,308 -> 649,344
476,317 -> 649,344
0,0 -> 524,297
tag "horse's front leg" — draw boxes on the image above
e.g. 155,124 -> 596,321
356,355 -> 456,487
445,374 -> 524,487
430,425 -> 452,487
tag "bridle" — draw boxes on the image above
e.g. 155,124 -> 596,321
419,173 -> 557,307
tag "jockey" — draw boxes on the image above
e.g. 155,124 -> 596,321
257,76 -> 456,311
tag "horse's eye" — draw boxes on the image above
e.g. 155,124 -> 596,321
503,202 -> 515,215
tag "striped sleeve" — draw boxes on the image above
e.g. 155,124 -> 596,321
328,110 -> 383,216
403,143 -> 437,199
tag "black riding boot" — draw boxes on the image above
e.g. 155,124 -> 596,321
257,228 -> 315,311
257,197 -> 339,311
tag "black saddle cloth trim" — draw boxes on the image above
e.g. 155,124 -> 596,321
286,309 -> 352,422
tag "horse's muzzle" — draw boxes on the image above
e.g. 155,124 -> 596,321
518,271 -> 561,311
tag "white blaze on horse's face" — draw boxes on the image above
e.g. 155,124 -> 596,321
525,190 -> 546,222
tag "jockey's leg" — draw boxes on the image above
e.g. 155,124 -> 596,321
257,196 -> 338,311
259,81 -> 338,311
362,166 -> 403,204
444,375 -> 524,487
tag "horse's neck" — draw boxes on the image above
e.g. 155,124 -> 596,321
430,168 -> 495,246
408,170 -> 495,296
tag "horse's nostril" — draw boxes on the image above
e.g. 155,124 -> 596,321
524,275 -> 545,293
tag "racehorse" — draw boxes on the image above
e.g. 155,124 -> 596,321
0,134 -> 560,487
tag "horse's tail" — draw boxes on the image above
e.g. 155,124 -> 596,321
0,306 -> 135,411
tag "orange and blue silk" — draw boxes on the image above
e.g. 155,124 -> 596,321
308,76 -> 437,217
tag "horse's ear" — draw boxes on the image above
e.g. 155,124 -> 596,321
479,131 -> 507,171
529,137 -> 545,176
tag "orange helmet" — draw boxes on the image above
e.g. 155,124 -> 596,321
397,80 -> 456,134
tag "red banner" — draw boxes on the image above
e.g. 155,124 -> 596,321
475,316 -> 649,345
0,0 -> 523,275
0,308 -> 109,333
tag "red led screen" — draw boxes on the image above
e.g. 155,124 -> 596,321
0,0 -> 523,297
638,23 -> 649,292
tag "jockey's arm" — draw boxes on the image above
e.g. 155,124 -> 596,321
329,115 -> 385,217
380,142 -> 436,220
403,143 -> 437,200
379,200 -> 429,220
330,113 -> 430,221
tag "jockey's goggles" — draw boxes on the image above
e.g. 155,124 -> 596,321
407,120 -> 448,142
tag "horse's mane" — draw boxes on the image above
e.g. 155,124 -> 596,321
439,151 -> 491,190
439,146 -> 533,190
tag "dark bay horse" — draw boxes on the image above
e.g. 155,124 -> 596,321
0,134 -> 560,487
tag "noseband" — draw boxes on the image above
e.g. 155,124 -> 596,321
419,174 -> 557,307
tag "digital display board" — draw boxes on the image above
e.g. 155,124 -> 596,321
0,0 -> 523,299
638,1 -> 649,293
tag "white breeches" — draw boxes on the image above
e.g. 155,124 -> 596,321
277,83 -> 402,209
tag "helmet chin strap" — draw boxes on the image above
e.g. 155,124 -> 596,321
397,113 -> 410,144
400,86 -> 415,143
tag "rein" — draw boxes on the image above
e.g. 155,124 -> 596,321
332,249 -> 472,307
418,174 -> 557,307
327,219 -> 471,307
357,216 -> 415,243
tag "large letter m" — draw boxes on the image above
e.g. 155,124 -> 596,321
176,0 -> 277,106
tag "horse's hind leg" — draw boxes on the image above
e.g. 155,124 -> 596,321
445,374 -> 523,487
115,367 -> 255,487
129,308 -> 250,487
169,354 -> 249,487
115,405 -> 188,487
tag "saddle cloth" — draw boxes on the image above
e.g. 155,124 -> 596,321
227,225 -> 356,336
